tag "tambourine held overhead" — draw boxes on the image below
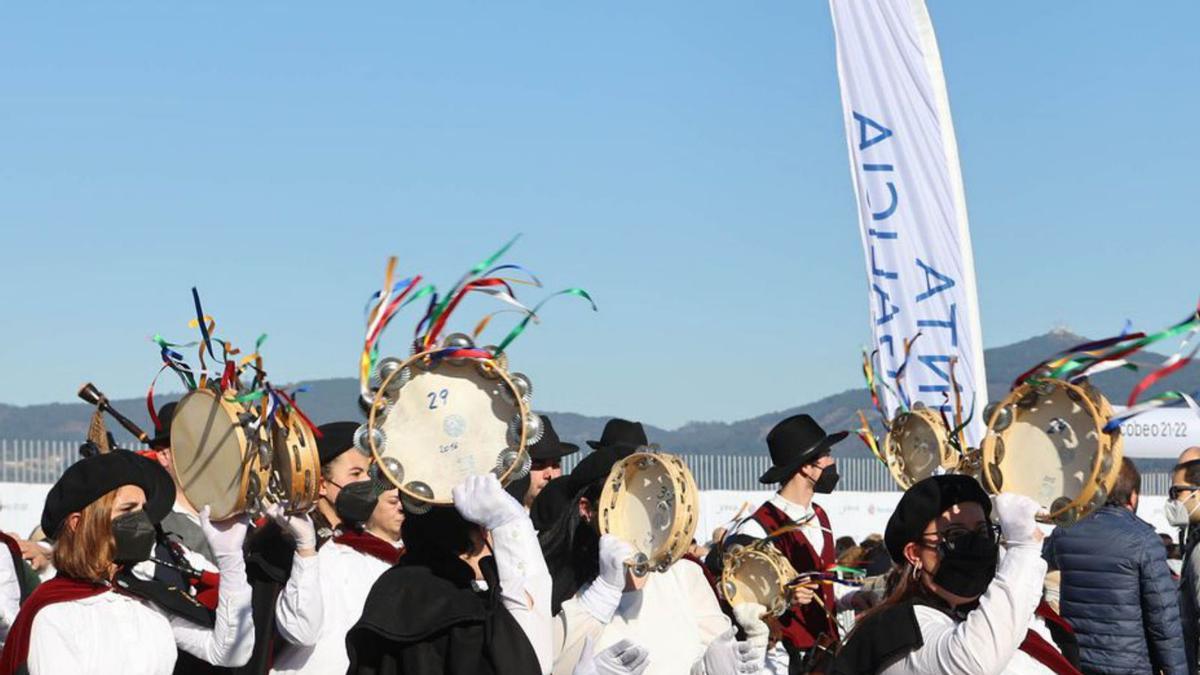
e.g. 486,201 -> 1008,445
597,448 -> 699,578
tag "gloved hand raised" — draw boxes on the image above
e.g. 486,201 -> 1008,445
199,506 -> 250,559
597,534 -> 637,590
265,502 -> 318,555
732,602 -> 770,649
452,474 -> 526,531
993,493 -> 1044,545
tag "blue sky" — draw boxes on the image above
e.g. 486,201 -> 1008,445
1,2 -> 1197,428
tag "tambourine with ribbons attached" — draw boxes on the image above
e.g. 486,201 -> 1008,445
597,447 -> 699,577
980,378 -> 1123,526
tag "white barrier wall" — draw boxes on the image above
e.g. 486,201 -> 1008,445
0,483 -> 1178,546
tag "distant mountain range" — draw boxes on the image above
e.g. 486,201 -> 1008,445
3,331 -> 1197,463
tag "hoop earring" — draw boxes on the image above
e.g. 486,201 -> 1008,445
910,563 -> 921,581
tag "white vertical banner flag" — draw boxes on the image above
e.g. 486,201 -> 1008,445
829,0 -> 987,444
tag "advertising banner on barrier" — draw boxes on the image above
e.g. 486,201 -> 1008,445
829,0 -> 987,445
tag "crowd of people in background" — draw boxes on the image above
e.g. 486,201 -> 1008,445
2,409 -> 1200,674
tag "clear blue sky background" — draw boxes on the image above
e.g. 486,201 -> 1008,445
2,2 -> 1197,428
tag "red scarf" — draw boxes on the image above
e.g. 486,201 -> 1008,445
0,577 -> 110,675
333,529 -> 404,565
1018,602 -> 1081,675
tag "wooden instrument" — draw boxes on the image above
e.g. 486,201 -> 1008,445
720,541 -> 798,617
78,382 -> 152,444
598,448 -> 699,577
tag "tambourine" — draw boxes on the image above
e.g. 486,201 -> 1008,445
980,378 -> 1123,526
598,448 -> 699,577
882,405 -> 959,490
270,413 -> 321,513
720,542 -> 798,617
170,388 -> 272,520
363,335 -> 535,510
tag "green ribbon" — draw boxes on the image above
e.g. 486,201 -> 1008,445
494,288 -> 596,356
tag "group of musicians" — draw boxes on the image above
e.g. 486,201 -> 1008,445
0,406 -> 1066,675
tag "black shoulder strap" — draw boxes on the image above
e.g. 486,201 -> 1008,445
113,569 -> 215,628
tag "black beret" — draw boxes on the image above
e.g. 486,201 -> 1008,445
567,444 -> 638,495
41,450 -> 176,538
884,474 -> 991,563
317,421 -> 360,465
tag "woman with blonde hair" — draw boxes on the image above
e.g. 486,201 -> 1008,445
0,450 -> 255,674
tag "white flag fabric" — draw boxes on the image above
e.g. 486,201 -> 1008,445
829,0 -> 987,444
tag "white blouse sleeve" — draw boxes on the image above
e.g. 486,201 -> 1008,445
170,547 -> 255,666
491,515 -> 554,675
273,552 -> 324,647
27,607 -> 89,674
881,542 -> 1046,675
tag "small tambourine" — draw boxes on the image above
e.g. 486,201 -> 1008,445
598,448 -> 699,577
882,405 -> 958,490
720,542 -> 798,617
362,334 -> 535,511
171,388 -> 273,521
270,413 -> 321,514
980,378 -> 1123,526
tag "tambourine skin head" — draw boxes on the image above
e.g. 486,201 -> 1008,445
171,389 -> 271,521
981,379 -> 1121,526
720,544 -> 798,617
597,449 -> 699,576
883,407 -> 952,490
368,350 -> 529,506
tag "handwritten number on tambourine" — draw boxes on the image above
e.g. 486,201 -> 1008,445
427,389 -> 449,410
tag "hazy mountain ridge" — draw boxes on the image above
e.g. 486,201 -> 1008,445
4,331 -> 1197,461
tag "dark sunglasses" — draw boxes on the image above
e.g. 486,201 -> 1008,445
1169,485 -> 1200,500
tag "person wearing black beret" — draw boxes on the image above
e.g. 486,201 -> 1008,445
312,420 -> 373,541
830,476 -> 1072,675
728,413 -> 874,669
0,450 -> 256,674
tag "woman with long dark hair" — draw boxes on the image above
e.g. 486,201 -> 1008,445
831,475 -> 1077,675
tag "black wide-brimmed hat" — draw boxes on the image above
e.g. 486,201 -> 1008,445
317,421 -> 360,465
529,415 -> 579,462
758,414 -> 848,484
41,449 -> 176,538
586,418 -> 647,451
149,401 -> 177,449
884,474 -> 991,563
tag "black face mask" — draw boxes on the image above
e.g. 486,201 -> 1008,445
812,465 -> 840,494
929,528 -> 999,598
334,480 -> 379,526
112,510 -> 157,564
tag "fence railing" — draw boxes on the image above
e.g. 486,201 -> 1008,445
1,438 -> 1176,495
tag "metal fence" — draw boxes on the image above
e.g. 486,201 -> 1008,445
0,438 -> 1176,495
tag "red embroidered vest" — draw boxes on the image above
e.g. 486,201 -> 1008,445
751,500 -> 838,650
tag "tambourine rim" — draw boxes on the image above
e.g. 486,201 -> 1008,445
883,407 -> 952,490
171,387 -> 270,520
367,349 -> 530,505
981,379 -> 1120,521
597,450 -> 699,571
274,415 -> 321,513
720,543 -> 797,615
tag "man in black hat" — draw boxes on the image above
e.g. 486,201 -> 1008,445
731,413 -> 869,667
521,415 -> 579,509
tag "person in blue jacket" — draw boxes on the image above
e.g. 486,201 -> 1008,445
1044,457 -> 1188,675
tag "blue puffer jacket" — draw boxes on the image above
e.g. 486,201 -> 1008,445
1045,505 -> 1188,675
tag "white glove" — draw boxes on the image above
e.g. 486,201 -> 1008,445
732,602 -> 770,649
265,503 -> 317,552
694,627 -> 761,674
199,505 -> 250,559
452,474 -> 526,531
993,493 -> 1042,545
595,638 -> 651,675
578,534 -> 636,624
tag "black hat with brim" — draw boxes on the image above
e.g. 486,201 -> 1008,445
585,418 -> 648,451
884,474 -> 992,563
528,415 -> 580,461
41,450 -> 176,539
758,414 -> 848,484
317,421 -> 360,466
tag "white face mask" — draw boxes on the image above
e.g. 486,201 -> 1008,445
1165,495 -> 1200,527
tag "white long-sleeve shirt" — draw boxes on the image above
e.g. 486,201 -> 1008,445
490,514 -> 555,675
553,560 -> 732,675
879,542 -> 1051,675
0,546 -> 20,648
271,540 -> 389,675
26,548 -> 255,674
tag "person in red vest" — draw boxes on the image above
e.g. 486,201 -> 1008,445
732,414 -> 871,669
